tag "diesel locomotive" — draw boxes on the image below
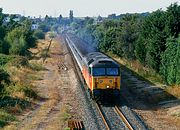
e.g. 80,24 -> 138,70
65,33 -> 121,99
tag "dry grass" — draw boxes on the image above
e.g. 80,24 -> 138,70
45,105 -> 71,130
107,52 -> 164,85
107,53 -> 180,104
166,85 -> 180,99
0,110 -> 17,128
3,37 -> 75,130
116,57 -> 164,85
0,40 -> 51,129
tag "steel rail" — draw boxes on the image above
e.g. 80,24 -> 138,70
95,102 -> 110,130
114,106 -> 134,130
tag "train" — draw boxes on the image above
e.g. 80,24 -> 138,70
65,33 -> 121,100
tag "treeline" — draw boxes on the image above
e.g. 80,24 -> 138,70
0,9 -> 37,56
0,9 -> 41,101
72,3 -> 180,85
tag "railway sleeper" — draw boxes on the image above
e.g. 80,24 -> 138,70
68,120 -> 84,130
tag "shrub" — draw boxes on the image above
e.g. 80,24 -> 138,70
0,111 -> 16,128
9,56 -> 29,68
0,54 -> 15,66
30,63 -> 46,71
0,69 -> 10,95
160,36 -> 180,85
33,29 -> 45,39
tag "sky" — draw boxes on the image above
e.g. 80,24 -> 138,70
0,0 -> 179,17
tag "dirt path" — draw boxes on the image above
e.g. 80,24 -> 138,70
16,36 -> 81,130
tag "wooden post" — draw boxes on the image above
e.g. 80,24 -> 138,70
43,39 -> 53,63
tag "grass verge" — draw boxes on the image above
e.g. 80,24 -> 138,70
0,54 -> 42,128
0,110 -> 16,128
107,52 -> 180,101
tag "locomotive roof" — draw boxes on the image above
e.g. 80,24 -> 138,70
66,33 -> 97,56
85,52 -> 120,68
66,33 -> 120,68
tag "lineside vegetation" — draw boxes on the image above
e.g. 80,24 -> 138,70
71,3 -> 180,86
0,8 -> 45,127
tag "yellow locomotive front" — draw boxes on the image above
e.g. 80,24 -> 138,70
89,61 -> 121,99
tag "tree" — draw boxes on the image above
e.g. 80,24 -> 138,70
135,36 -> 146,64
8,36 -> 27,55
45,15 -> 49,23
39,23 -> 50,32
0,40 -> 9,54
160,36 -> 180,85
136,10 -> 167,71
5,25 -> 35,55
0,69 -> 10,94
84,17 -> 94,25
33,29 -> 45,39
0,8 -> 4,25
117,14 -> 141,59
0,26 -> 6,40
165,3 -> 180,37
58,14 -> 63,23
69,10 -> 73,22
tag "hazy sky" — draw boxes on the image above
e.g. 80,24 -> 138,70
0,0 -> 179,17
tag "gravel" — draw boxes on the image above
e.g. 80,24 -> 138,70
65,35 -> 148,130
101,105 -> 128,130
119,105 -> 148,130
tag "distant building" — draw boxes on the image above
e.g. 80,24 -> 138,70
93,15 -> 103,25
13,18 -> 20,22
3,17 -> 10,23
31,24 -> 39,30
3,14 -> 21,24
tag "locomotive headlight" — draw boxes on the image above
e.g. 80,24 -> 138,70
107,85 -> 109,88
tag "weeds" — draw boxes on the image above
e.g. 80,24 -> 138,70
40,48 -> 49,59
59,106 -> 71,121
0,55 -> 41,128
27,74 -> 42,80
0,54 -> 15,66
8,57 -> 29,68
30,63 -> 46,71
108,53 -> 164,85
0,110 -> 16,128
166,85 -> 180,99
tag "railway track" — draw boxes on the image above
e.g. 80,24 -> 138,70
64,34 -> 146,130
95,102 -> 111,130
95,101 -> 134,130
114,106 -> 134,130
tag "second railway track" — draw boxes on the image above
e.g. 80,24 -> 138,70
114,105 -> 134,130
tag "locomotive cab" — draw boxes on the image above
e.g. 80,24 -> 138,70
89,59 -> 121,99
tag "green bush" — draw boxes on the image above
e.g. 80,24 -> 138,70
9,56 -> 29,68
30,63 -> 46,71
5,25 -> 36,56
0,54 -> 15,66
33,29 -> 45,39
0,111 -> 16,128
160,36 -> 180,85
0,69 -> 10,94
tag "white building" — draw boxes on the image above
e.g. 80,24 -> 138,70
31,24 -> 39,30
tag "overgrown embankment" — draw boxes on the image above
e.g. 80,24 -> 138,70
0,53 -> 45,128
72,3 -> 180,86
